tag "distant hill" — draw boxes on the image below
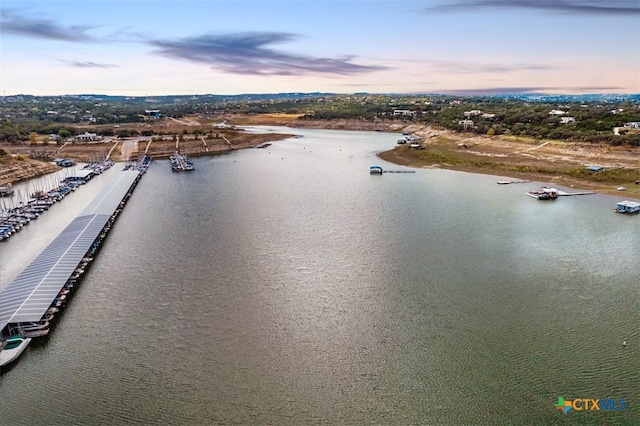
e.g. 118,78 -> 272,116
4,92 -> 638,104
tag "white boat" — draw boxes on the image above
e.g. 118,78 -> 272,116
0,335 -> 31,369
527,187 -> 558,200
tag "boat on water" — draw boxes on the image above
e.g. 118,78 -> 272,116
0,183 -> 14,197
0,335 -> 31,369
615,200 -> 640,214
370,165 -> 383,175
527,187 -> 558,200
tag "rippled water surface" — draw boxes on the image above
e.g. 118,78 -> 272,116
1,128 -> 638,424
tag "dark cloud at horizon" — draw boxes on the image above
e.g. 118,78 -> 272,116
63,60 -> 117,68
438,86 -> 624,95
0,9 -> 97,42
149,32 -> 388,76
424,0 -> 640,15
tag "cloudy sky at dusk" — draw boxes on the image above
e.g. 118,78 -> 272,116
1,0 -> 638,96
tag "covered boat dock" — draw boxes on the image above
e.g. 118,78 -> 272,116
0,170 -> 142,341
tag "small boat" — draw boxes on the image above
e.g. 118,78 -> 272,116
527,187 -> 558,200
615,200 -> 640,214
0,335 -> 31,369
370,165 -> 383,175
0,184 -> 14,197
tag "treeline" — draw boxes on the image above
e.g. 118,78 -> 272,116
298,96 -> 640,146
1,94 -> 639,146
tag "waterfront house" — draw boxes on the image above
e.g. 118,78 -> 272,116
75,132 -> 100,142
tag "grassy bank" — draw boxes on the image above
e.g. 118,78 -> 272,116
378,141 -> 640,199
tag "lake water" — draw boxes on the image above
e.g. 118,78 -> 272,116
1,127 -> 638,425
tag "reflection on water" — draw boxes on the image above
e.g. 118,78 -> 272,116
1,127 -> 638,424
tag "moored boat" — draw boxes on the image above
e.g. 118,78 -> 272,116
527,187 -> 558,200
0,184 -> 14,197
615,200 -> 640,214
0,335 -> 31,369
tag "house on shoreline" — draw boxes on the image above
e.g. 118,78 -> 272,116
75,132 -> 101,142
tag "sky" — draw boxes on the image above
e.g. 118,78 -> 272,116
1,0 -> 639,96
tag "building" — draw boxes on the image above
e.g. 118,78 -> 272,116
75,132 -> 100,142
393,110 -> 415,116
560,117 -> 576,124
458,119 -> 474,129
549,109 -> 566,115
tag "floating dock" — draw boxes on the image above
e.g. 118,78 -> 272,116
370,165 -> 415,174
170,151 -> 194,172
0,159 -> 150,370
497,180 -> 531,185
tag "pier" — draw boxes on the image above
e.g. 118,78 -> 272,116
557,190 -> 596,196
370,165 -> 415,174
0,158 -> 150,370
497,180 -> 531,185
170,151 -> 194,172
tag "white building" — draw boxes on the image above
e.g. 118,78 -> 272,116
75,132 -> 100,142
560,117 -> 576,124
459,119 -> 474,129
393,109 -> 415,116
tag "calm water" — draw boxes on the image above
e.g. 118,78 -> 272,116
1,127 -> 638,425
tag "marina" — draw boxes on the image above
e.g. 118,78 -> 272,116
0,157 -> 150,371
0,160 -> 115,242
0,128 -> 637,425
526,187 -> 596,200
170,151 -> 194,172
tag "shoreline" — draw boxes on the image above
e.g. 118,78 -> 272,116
376,147 -> 639,200
230,115 -> 639,200
2,116 -> 639,200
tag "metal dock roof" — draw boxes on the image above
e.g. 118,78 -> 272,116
0,170 -> 140,332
